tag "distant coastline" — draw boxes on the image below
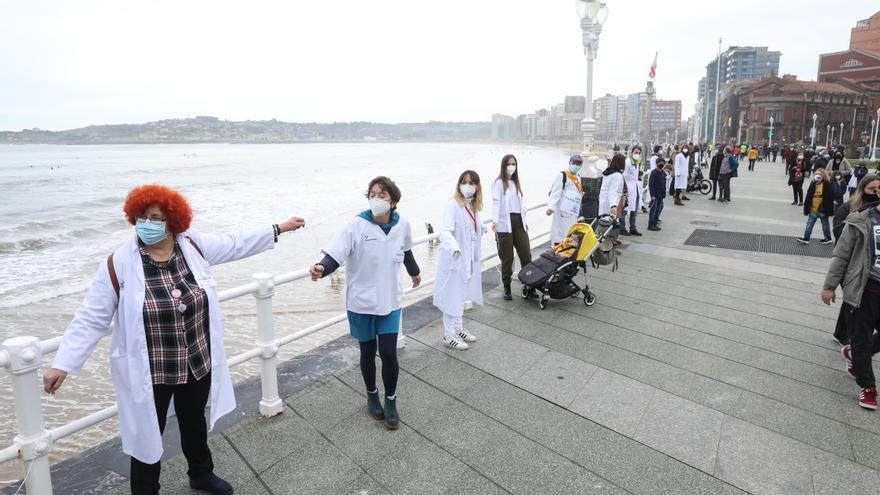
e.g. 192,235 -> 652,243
0,116 -> 496,145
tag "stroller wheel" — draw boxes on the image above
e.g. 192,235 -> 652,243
699,180 -> 712,195
584,292 -> 596,306
521,286 -> 530,299
538,296 -> 548,310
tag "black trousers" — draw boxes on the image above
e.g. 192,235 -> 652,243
748,159 -> 756,171
849,286 -> 880,388
791,183 -> 803,204
710,179 -> 718,198
130,371 -> 214,495
834,302 -> 852,345
718,174 -> 731,201
496,213 -> 532,288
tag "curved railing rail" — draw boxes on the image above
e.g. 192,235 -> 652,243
0,202 -> 549,494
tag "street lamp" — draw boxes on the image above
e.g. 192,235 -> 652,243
826,124 -> 831,148
830,126 -> 836,147
576,0 -> 609,152
811,113 -> 817,148
737,119 -> 743,146
769,116 -> 774,148
872,108 -> 880,161
840,122 -> 845,147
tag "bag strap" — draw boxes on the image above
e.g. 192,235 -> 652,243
107,254 -> 120,298
106,237 -> 204,299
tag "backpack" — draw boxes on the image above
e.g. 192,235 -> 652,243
589,217 -> 619,271
548,171 -> 567,196
107,237 -> 204,298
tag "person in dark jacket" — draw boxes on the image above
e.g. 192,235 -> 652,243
830,176 -> 880,346
647,157 -> 667,231
797,168 -> 834,244
708,149 -> 723,200
829,170 -> 847,209
788,152 -> 807,205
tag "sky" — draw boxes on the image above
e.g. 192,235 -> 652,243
1,0 -> 878,131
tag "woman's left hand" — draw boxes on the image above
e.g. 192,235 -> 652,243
822,289 -> 836,305
411,275 -> 422,288
279,216 -> 306,233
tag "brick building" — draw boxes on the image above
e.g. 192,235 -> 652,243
715,75 -> 873,147
818,10 -> 880,108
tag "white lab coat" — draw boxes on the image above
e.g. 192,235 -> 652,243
674,153 -> 689,191
324,215 -> 413,315
491,179 -> 528,233
623,159 -> 642,212
53,227 -> 276,464
598,171 -> 624,216
547,171 -> 584,244
433,201 -> 485,316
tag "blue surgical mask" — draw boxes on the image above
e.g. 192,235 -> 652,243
136,218 -> 167,245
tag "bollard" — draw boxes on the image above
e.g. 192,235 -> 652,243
3,336 -> 53,495
253,274 -> 283,416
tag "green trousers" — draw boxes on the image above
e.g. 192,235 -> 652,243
496,213 -> 532,288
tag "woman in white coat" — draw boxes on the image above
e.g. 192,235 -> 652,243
310,176 -> 421,431
674,144 -> 690,205
598,153 -> 626,219
434,170 -> 485,350
546,154 -> 585,245
621,146 -> 643,236
44,184 -> 304,495
492,154 -> 531,300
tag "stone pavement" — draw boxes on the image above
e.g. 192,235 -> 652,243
25,159 -> 880,494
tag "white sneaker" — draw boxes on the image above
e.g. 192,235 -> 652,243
443,336 -> 469,350
456,328 -> 477,343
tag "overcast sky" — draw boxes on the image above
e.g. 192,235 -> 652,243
1,0 -> 878,131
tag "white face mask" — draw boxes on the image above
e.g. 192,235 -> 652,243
632,154 -> 641,162
798,155 -> 804,160
369,198 -> 391,217
506,165 -> 517,177
459,184 -> 477,199
814,175 -> 823,183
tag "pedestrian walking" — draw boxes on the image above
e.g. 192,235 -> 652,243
796,169 -> 834,245
310,176 -> 421,430
789,152 -> 806,206
717,146 -> 737,203
849,161 -> 870,195
830,170 -> 847,210
772,144 -> 779,162
492,154 -> 531,301
708,148 -> 723,200
748,146 -> 758,171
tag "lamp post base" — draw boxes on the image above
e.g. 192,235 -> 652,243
582,118 -> 596,152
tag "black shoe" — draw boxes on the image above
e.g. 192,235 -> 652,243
367,390 -> 384,420
791,201 -> 797,205
641,207 -> 648,213
384,397 -> 399,430
709,197 -> 716,200
503,285 -> 512,301
647,226 -> 660,231
190,473 -> 233,495
620,229 -> 631,236
682,196 -> 691,201
819,238 -> 833,245
630,229 -> 642,236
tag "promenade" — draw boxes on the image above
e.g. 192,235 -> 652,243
9,158 -> 877,494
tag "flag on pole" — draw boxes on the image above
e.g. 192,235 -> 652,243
649,51 -> 658,79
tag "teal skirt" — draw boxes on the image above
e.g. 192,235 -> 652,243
347,309 -> 401,342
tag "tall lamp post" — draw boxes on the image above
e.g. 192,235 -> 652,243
576,0 -> 609,152
769,116 -> 774,149
826,124 -> 831,148
840,122 -> 845,147
811,113 -> 817,147
737,119 -> 743,146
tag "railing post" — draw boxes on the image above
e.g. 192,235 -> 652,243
3,336 -> 53,495
396,308 -> 406,349
252,274 -> 283,416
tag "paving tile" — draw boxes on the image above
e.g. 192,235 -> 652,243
258,437 -> 365,495
342,472 -> 392,494
632,390 -> 723,474
285,376 -> 367,434
513,350 -> 598,407
158,435 -> 255,493
223,408 -> 321,474
442,468 -> 509,495
365,430 -> 472,495
413,353 -> 493,398
848,425 -> 880,471
453,333 -> 549,383
327,416 -> 424,471
568,368 -> 657,436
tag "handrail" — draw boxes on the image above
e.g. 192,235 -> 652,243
0,201 -> 549,494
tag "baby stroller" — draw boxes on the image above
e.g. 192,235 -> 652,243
517,218 -> 615,310
686,166 -> 712,195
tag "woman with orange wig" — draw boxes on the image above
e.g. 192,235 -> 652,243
43,184 -> 305,495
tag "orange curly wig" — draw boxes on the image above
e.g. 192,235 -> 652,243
123,185 -> 193,234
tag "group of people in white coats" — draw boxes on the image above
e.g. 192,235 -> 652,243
42,154 -> 607,494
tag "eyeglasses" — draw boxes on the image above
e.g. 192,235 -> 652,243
137,216 -> 166,225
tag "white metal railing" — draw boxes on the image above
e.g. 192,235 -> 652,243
0,202 -> 549,494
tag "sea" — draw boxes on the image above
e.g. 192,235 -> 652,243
0,142 -> 569,484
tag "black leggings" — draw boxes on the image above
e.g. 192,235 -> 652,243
359,334 -> 399,397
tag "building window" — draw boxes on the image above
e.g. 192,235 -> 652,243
841,59 -> 864,68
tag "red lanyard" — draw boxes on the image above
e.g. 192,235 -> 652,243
464,205 -> 477,232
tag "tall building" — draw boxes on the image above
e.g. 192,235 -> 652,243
701,46 -> 782,142
593,94 -> 619,141
649,100 -> 682,133
851,10 -> 880,54
623,92 -> 648,141
491,114 -> 517,140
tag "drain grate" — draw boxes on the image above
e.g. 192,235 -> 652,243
684,229 -> 833,258
690,220 -> 721,227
